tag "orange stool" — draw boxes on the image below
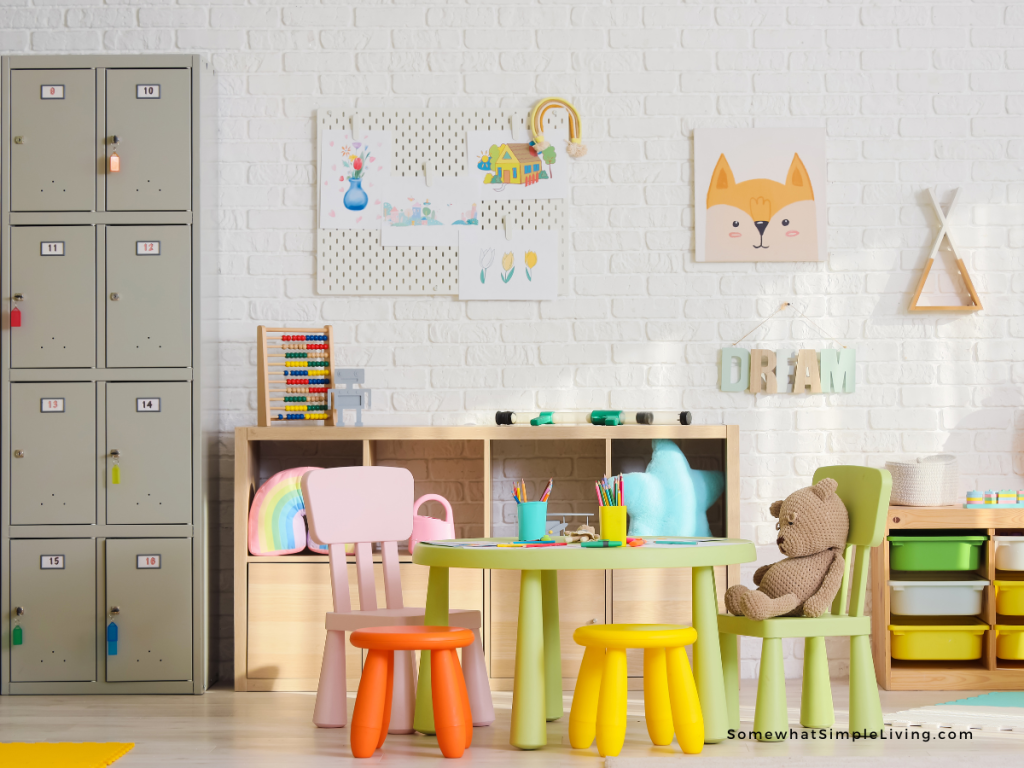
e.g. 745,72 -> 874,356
349,626 -> 475,759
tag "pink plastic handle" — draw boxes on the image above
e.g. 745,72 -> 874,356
413,494 -> 453,524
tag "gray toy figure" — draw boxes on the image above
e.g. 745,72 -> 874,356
327,369 -> 372,427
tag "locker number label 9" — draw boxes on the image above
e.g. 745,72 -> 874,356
41,555 -> 65,570
41,85 -> 65,100
41,241 -> 65,256
136,84 -> 160,99
136,241 -> 160,256
136,398 -> 161,412
137,555 -> 161,569
41,398 -> 65,413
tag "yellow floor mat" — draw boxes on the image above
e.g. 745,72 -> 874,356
0,742 -> 134,767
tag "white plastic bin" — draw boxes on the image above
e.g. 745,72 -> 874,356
995,536 -> 1024,571
888,574 -> 988,616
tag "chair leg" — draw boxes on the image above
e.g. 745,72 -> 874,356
377,651 -> 395,749
666,646 -> 704,754
431,648 -> 468,759
643,648 -> 674,746
595,647 -> 628,758
313,630 -> 348,729
351,649 -> 389,758
720,631 -> 740,733
800,637 -> 834,728
849,635 -> 883,736
461,629 -> 495,727
388,650 -> 417,734
568,645 -> 604,749
451,650 -> 474,750
753,637 -> 788,742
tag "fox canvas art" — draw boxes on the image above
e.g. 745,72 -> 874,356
695,127 -> 826,262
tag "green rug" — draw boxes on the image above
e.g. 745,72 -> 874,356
941,692 -> 1024,708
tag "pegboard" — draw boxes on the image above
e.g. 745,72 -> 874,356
316,109 -> 569,296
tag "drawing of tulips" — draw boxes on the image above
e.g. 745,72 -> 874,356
479,248 -> 494,284
501,251 -> 515,283
525,250 -> 537,281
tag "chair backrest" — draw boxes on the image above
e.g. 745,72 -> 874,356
811,465 -> 893,618
301,466 -> 416,615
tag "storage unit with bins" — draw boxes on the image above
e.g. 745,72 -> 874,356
1,55 -> 215,695
233,424 -> 739,692
872,505 -> 1024,690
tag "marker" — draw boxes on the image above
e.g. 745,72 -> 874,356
582,540 -> 622,548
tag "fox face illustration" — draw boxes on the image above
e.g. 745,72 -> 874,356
706,153 -> 817,261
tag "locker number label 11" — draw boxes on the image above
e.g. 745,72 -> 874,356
41,398 -> 65,413
41,85 -> 65,99
136,398 -> 161,412
137,555 -> 161,569
136,241 -> 160,256
41,555 -> 65,570
41,241 -> 65,256
137,84 -> 160,99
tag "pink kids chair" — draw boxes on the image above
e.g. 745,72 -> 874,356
301,466 -> 494,733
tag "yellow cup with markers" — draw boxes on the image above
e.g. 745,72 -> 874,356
600,506 -> 627,544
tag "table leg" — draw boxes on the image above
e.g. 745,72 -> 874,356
511,569 -> 547,749
413,565 -> 450,735
691,565 -> 728,743
541,570 -> 563,721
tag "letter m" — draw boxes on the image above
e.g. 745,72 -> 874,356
820,348 -> 856,393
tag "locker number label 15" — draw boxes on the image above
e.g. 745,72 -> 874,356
41,555 -> 65,570
137,84 -> 160,99
136,241 -> 160,256
41,398 -> 65,413
136,398 -> 161,412
41,85 -> 65,100
137,555 -> 161,569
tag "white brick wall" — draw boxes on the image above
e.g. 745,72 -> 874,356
6,0 -> 1023,683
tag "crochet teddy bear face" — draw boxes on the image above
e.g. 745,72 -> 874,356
769,477 -> 849,558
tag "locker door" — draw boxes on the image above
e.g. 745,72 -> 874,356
105,538 -> 191,682
106,382 -> 191,525
10,69 -> 96,212
10,226 -> 96,369
11,383 -> 96,526
105,226 -> 191,368
105,69 -> 191,211
10,539 -> 96,682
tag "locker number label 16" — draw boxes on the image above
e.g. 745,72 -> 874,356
137,84 -> 160,99
137,555 -> 161,569
41,555 -> 65,570
41,85 -> 65,99
136,241 -> 160,256
136,398 -> 161,412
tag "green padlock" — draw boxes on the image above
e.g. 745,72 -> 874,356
13,625 -> 23,646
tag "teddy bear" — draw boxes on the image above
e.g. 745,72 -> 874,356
725,478 -> 849,622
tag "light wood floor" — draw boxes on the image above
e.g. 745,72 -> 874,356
1,681 -> 1019,765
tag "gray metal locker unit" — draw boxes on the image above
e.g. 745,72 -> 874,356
1,55 -> 216,696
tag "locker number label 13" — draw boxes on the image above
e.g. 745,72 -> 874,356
41,85 -> 65,99
41,555 -> 65,570
136,241 -> 160,256
137,555 -> 161,569
136,398 -> 161,412
136,84 -> 160,99
41,398 -> 65,413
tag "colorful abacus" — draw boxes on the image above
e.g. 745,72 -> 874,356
257,326 -> 338,426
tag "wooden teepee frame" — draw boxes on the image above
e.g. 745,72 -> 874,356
908,187 -> 982,312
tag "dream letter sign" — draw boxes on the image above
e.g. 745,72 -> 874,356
720,348 -> 855,394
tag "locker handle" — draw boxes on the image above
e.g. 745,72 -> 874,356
13,293 -> 24,302
14,450 -> 25,459
15,607 -> 24,616
14,136 -> 25,145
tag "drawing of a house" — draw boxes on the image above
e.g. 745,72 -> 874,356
492,143 -> 542,186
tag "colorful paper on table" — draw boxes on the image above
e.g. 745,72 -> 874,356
467,130 -> 569,201
0,742 -> 134,767
380,175 -> 480,247
319,128 -> 392,229
458,228 -> 558,301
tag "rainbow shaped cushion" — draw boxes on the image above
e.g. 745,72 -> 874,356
249,467 -> 322,556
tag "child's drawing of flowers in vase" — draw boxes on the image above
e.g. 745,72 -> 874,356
338,143 -> 374,211
501,251 -> 515,283
479,248 -> 494,284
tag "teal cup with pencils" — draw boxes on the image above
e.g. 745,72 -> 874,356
517,502 -> 548,541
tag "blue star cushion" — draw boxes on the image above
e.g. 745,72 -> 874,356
622,439 -> 724,537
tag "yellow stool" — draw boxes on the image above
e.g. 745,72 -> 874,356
569,624 -> 703,757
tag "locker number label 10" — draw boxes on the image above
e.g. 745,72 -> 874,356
41,555 -> 65,570
137,555 -> 161,569
136,241 -> 160,256
41,398 -> 65,413
136,84 -> 160,99
41,241 -> 65,256
41,85 -> 65,100
136,398 -> 161,412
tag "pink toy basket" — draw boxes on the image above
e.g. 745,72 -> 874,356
407,494 -> 456,554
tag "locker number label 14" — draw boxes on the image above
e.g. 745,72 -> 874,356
137,84 -> 160,99
41,85 -> 64,99
136,398 -> 161,412
41,555 -> 65,570
136,241 -> 160,256
137,555 -> 161,569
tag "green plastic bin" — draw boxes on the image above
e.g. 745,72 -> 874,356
887,534 -> 988,571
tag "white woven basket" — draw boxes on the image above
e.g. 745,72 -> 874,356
885,454 -> 959,507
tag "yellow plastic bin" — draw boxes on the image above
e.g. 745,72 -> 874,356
994,580 -> 1024,616
995,625 -> 1024,660
888,617 -> 987,661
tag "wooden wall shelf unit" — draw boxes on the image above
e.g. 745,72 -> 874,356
872,505 -> 1024,691
233,424 -> 739,692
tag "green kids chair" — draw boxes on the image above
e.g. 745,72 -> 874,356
718,465 -> 892,741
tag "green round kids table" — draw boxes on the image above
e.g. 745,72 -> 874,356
411,538 -> 756,750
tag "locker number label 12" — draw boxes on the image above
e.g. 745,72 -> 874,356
137,84 -> 160,99
41,555 -> 65,570
137,555 -> 161,569
41,85 -> 65,99
41,398 -> 65,413
136,241 -> 160,256
136,398 -> 161,412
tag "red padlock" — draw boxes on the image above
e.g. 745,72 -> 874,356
10,306 -> 21,328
